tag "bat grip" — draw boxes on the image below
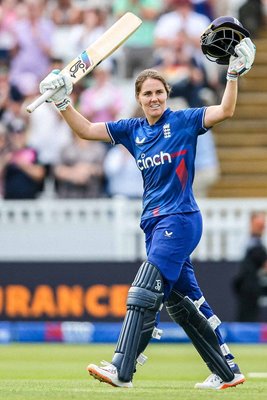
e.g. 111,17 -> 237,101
26,88 -> 58,113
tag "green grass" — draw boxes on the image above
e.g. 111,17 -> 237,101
0,343 -> 266,400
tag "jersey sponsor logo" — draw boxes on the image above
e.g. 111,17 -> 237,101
135,137 -> 145,145
137,151 -> 172,170
137,149 -> 188,173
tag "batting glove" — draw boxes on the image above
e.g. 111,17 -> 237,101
227,38 -> 256,81
39,69 -> 73,111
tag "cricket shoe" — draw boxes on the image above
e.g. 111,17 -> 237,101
87,361 -> 133,388
194,372 -> 245,390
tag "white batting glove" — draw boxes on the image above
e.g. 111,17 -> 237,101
39,69 -> 73,111
227,37 -> 256,81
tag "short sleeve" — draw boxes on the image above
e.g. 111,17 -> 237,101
181,107 -> 208,136
106,118 -> 138,156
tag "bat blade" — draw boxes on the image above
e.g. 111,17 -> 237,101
26,12 -> 142,113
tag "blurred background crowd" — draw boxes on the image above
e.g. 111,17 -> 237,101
0,0 -> 265,201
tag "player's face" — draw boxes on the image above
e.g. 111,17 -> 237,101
138,78 -> 168,125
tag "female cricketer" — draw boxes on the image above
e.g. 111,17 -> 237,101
39,34 -> 255,390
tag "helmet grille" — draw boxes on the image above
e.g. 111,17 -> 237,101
201,26 -> 245,64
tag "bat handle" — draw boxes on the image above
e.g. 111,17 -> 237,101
26,88 -> 57,113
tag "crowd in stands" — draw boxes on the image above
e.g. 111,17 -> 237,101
0,0 -> 259,200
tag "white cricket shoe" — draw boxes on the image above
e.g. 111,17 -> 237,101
194,372 -> 245,390
87,361 -> 133,388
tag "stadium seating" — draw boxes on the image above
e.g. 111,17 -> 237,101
209,27 -> 267,197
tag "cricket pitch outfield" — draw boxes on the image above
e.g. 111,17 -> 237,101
0,343 -> 266,400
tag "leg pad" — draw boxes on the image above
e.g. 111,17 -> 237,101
112,261 -> 164,382
166,290 -> 234,382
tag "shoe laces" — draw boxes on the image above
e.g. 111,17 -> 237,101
100,360 -> 117,373
212,375 -> 223,384
205,374 -> 223,384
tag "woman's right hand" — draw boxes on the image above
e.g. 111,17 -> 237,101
39,69 -> 73,111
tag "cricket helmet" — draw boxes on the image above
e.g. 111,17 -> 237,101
200,16 -> 250,65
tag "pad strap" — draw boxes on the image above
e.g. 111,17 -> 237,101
208,314 -> 221,330
194,296 -> 205,309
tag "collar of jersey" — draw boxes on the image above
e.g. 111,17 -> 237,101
145,107 -> 171,127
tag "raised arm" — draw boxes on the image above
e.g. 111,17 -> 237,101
204,80 -> 238,129
60,104 -> 110,142
39,70 -> 111,142
204,38 -> 256,129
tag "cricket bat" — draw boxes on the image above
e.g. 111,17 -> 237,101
26,12 -> 142,113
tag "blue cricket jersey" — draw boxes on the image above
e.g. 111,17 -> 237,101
106,107 -> 207,221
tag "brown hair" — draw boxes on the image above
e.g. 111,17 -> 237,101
135,69 -> 171,98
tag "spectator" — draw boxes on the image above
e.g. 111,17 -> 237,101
27,57 -> 73,192
233,212 -> 267,322
49,0 -> 81,26
1,81 -> 26,130
53,133 -> 107,198
155,42 -> 208,108
154,0 -> 211,65
1,118 -> 45,199
79,60 -> 124,122
0,122 -> 9,197
9,0 -> 55,96
153,0 -> 220,91
27,98 -> 72,196
191,0 -> 215,19
28,100 -> 72,161
69,7 -> 106,59
113,0 -> 163,78
28,59 -> 73,178
238,0 -> 264,37
48,0 -> 82,62
0,0 -> 18,66
104,145 -> 143,199
0,65 -> 10,118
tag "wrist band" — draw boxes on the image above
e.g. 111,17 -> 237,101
226,72 -> 238,81
55,97 -> 71,111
